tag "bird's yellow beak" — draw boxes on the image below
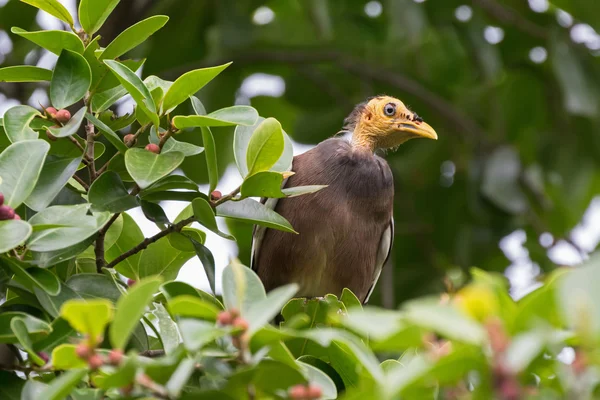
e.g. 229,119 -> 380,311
397,120 -> 438,140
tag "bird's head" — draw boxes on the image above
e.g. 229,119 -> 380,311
344,96 -> 437,151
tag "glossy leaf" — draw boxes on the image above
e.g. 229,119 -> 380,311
161,62 -> 231,113
25,155 -> 82,211
3,105 -> 41,142
0,140 -> 50,208
125,148 -> 185,189
0,220 -> 32,253
216,198 -> 296,233
222,260 -> 266,315
39,369 -> 88,400
138,236 -> 195,281
11,27 -> 84,55
1,257 -> 60,295
85,113 -> 128,154
106,212 -> 144,279
152,303 -> 179,354
50,50 -> 91,109
281,185 -> 328,197
11,318 -> 46,366
60,299 -> 113,338
79,0 -> 120,34
188,237 -> 216,295
90,85 -> 127,113
109,276 -> 163,350
20,0 -> 74,27
246,117 -> 284,176
241,171 -> 287,199
246,284 -> 298,334
100,15 -> 169,60
168,295 -> 220,320
0,312 -> 52,343
0,66 -> 52,82
192,197 -> 233,239
89,171 -> 139,213
141,175 -> 199,194
173,106 -> 258,129
51,344 -> 88,369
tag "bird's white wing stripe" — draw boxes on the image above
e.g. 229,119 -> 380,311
364,218 -> 393,303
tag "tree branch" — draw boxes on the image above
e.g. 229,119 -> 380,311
472,0 -> 548,40
85,120 -> 96,182
72,174 -> 90,191
95,213 -> 121,272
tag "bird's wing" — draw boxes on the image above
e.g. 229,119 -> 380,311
250,177 -> 290,273
363,217 -> 394,303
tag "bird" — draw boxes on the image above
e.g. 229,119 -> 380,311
251,96 -> 437,303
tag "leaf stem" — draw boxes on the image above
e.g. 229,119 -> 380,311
72,174 -> 90,191
211,186 -> 241,207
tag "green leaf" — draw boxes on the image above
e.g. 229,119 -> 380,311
141,175 -> 199,194
192,197 -> 233,239
167,295 -> 220,320
152,303 -> 179,354
47,107 -> 87,138
100,15 -> 169,60
299,361 -> 338,400
125,148 -> 185,189
0,139 -> 50,208
104,59 -> 158,126
1,257 -> 60,295
138,236 -> 194,281
168,227 -> 206,252
235,116 -> 293,177
110,276 -> 162,350
11,27 -> 84,55
188,237 -> 216,295
140,200 -> 169,224
0,312 -> 51,343
85,113 -> 128,154
0,66 -> 52,82
241,171 -> 287,199
222,260 -> 266,315
216,198 -> 296,233
25,155 -> 82,211
166,358 -> 195,398
60,299 -> 113,338
78,0 -> 120,34
246,118 -> 284,176
33,318 -> 76,353
0,220 -> 32,253
27,205 -> 110,252
172,106 -> 258,129
150,126 -> 204,156
50,50 -> 91,109
246,284 -> 298,334
90,85 -> 127,113
20,0 -> 74,27
40,369 -> 88,400
340,288 -> 362,311
201,128 -> 219,192
160,281 -> 223,309
3,105 -> 41,142
11,318 -> 45,366
106,213 -> 144,279
178,319 -> 227,352
51,344 -> 88,369
89,171 -> 139,213
161,63 -> 231,113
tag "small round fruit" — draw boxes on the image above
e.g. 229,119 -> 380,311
13,214 -> 21,220
145,143 -> 160,154
108,349 -> 123,366
210,190 -> 222,201
87,354 -> 104,370
127,278 -> 136,287
45,106 -> 57,117
232,317 -> 249,332
0,205 -> 15,220
217,311 -> 233,326
289,385 -> 308,399
55,109 -> 71,123
75,343 -> 91,359
0,192 -> 4,206
123,134 -> 136,145
37,352 -> 49,364
307,385 -> 322,399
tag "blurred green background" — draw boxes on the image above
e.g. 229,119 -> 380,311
1,0 -> 599,307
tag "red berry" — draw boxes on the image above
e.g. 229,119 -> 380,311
229,308 -> 240,319
0,193 -> 4,206
108,349 -> 123,366
145,143 -> 160,154
127,278 -> 136,286
55,109 -> 71,123
210,190 -> 222,201
75,343 -> 91,359
217,311 -> 233,326
37,352 -> 49,363
289,385 -> 308,399
87,353 -> 104,370
307,385 -> 322,399
0,205 -> 15,220
123,134 -> 136,145
45,106 -> 57,116
232,317 -> 249,332
13,214 -> 21,220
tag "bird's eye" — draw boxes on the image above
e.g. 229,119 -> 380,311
384,103 -> 396,116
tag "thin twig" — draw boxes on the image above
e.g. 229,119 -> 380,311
139,350 -> 165,358
85,120 -> 96,182
68,135 -> 86,153
72,174 -> 90,191
212,186 -> 241,207
95,213 -> 121,272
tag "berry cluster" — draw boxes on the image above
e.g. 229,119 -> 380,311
216,309 -> 249,332
44,107 -> 71,141
75,340 -> 123,370
288,384 -> 323,400
0,193 -> 20,221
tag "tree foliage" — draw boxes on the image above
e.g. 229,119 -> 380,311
1,0 -> 600,399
